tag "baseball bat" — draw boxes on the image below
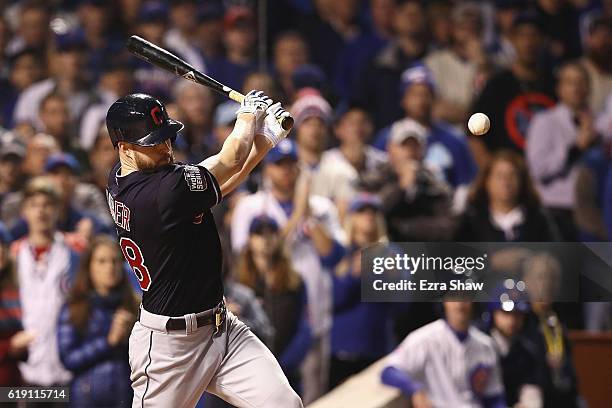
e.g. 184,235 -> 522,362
126,35 -> 293,131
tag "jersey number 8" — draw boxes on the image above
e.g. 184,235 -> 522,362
120,237 -> 152,291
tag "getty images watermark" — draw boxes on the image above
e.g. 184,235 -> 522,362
371,252 -> 488,292
359,242 -> 612,303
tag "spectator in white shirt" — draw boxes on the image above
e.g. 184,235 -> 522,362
526,61 -> 599,241
314,106 -> 387,220
13,33 -> 92,131
12,177 -> 80,388
231,139 -> 346,404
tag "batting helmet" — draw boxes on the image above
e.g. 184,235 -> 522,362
106,93 -> 184,147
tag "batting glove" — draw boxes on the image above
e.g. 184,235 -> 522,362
236,90 -> 268,122
260,102 -> 292,146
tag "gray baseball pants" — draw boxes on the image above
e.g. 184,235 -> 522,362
129,306 -> 303,408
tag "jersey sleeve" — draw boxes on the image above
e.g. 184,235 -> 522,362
385,332 -> 428,378
157,164 -> 222,222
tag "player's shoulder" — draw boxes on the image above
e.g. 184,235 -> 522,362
405,319 -> 446,345
468,325 -> 496,351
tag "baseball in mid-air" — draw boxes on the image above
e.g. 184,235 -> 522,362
468,113 -> 490,136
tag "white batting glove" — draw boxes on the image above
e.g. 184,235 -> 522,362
260,102 -> 292,146
236,90 -> 268,122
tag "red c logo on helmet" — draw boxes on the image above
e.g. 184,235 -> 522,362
150,106 -> 164,125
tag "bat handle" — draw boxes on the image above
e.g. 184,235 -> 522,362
227,90 -> 294,131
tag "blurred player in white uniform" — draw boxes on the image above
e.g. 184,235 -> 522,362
381,301 -> 505,408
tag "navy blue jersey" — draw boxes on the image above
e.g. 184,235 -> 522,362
106,162 -> 223,316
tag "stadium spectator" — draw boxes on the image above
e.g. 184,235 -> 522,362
456,151 -> 558,241
38,93 -> 88,167
76,0 -> 124,82
574,147 -> 609,241
79,57 -> 135,151
86,127 -> 117,194
223,279 -> 272,344
1,134 -> 59,231
21,133 -> 60,178
212,101 -> 239,151
237,216 -> 311,394
172,82 -> 216,162
273,31 -> 310,102
523,253 -> 581,408
484,287 -> 543,408
132,1 -> 177,100
44,154 -> 110,232
381,300 -> 505,408
427,0 -> 453,50
0,48 -> 45,129
12,177 -> 79,389
489,0 -> 525,68
425,2 -> 492,127
353,0 -> 428,129
313,106 -> 386,220
6,153 -> 109,243
580,16 -> 612,114
291,89 -> 333,170
333,0 -> 394,101
243,71 -> 282,102
0,223 -> 30,386
362,118 -> 455,241
165,0 -> 207,73
231,139 -> 346,403
534,0 -> 582,62
470,12 -> 556,166
207,6 -> 258,93
299,0 -> 362,78
5,1 -> 51,55
13,33 -> 93,131
195,2 -> 225,60
527,62 -> 597,241
329,194 -> 393,389
0,139 -> 26,204
57,236 -> 137,408
374,65 -> 477,192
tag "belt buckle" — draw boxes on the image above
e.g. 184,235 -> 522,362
214,311 -> 221,334
214,302 -> 225,334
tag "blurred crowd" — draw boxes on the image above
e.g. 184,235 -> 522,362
0,0 -> 611,407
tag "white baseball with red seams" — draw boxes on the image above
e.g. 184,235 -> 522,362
468,113 -> 491,136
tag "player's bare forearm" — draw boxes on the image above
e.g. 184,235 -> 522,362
219,133 -> 272,196
200,113 -> 257,186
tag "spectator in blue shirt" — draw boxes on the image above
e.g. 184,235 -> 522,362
374,65 -> 477,190
207,6 -> 258,93
0,48 -> 45,129
352,0 -> 428,130
330,193 -> 395,389
58,235 -> 139,408
76,1 -> 124,82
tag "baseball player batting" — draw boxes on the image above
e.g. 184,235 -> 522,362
105,91 -> 303,407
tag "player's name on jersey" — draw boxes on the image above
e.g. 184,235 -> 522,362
372,279 -> 484,292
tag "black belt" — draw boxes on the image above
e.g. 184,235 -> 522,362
141,301 -> 226,333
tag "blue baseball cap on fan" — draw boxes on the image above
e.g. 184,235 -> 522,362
249,216 -> 279,235
399,64 -> 436,95
264,139 -> 298,164
45,153 -> 80,174
138,1 -> 168,23
349,193 -> 382,213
